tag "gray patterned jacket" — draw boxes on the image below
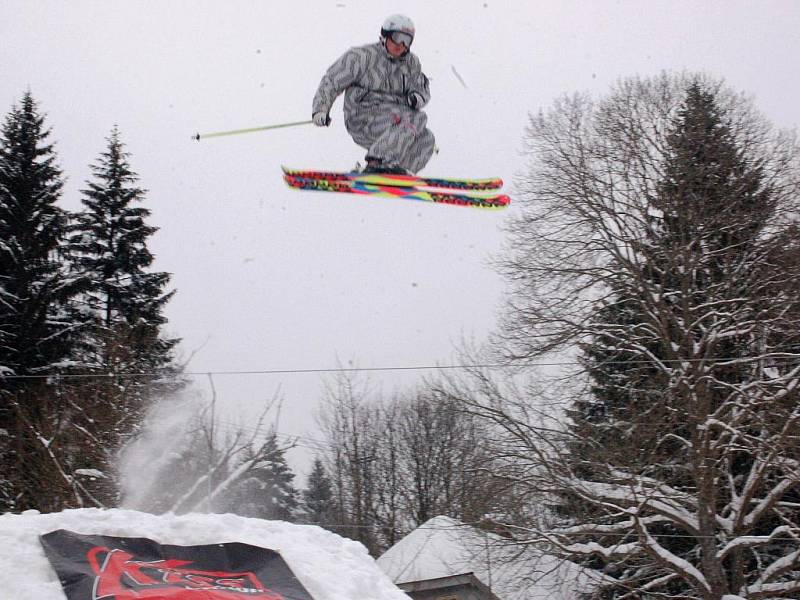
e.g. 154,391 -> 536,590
313,42 -> 431,124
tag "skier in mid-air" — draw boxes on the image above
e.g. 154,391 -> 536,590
312,14 -> 436,175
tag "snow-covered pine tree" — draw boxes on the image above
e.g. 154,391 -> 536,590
573,294 -> 663,455
219,433 -> 299,521
0,92 -> 87,510
69,126 -> 178,376
300,457 -> 335,526
574,83 -> 774,480
62,127 -> 181,506
0,92 -> 78,380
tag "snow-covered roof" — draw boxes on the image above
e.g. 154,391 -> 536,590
378,516 -> 475,583
377,516 -> 590,600
0,508 -> 409,600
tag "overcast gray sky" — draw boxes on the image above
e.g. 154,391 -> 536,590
2,0 -> 799,477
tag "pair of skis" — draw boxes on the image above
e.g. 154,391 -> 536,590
282,167 -> 510,210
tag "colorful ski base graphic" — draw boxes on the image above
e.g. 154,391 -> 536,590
283,174 -> 510,210
281,166 -> 503,191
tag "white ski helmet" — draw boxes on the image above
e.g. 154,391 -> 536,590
381,14 -> 415,47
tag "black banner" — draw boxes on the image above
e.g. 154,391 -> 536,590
40,529 -> 316,600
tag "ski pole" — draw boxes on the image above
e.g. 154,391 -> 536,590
192,119 -> 313,141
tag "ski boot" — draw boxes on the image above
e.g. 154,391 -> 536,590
362,156 -> 410,175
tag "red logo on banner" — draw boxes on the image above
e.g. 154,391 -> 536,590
87,546 -> 284,599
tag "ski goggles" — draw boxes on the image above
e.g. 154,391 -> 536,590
388,31 -> 413,48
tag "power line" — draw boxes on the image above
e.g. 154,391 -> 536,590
2,355 -> 798,380
0,362 -> 510,380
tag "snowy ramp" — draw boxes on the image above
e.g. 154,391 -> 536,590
0,508 -> 409,600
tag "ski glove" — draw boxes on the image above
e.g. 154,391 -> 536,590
407,92 -> 424,110
313,112 -> 331,127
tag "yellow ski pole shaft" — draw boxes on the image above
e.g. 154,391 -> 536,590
192,120 -> 313,141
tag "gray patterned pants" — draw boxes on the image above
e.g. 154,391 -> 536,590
345,104 -> 435,174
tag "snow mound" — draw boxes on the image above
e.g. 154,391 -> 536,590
0,508 -> 409,600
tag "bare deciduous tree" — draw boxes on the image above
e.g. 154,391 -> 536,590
318,369 -> 519,556
443,73 -> 800,599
